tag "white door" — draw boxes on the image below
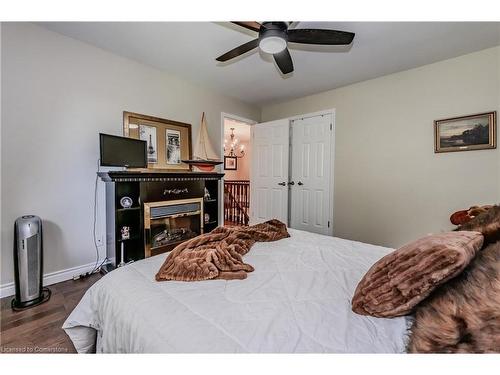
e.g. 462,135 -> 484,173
250,119 -> 289,225
290,114 -> 333,235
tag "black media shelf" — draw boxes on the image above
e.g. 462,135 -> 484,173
99,170 -> 224,271
117,207 -> 141,212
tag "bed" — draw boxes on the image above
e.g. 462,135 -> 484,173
63,228 -> 411,353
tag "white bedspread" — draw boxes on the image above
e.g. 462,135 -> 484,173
63,229 -> 410,353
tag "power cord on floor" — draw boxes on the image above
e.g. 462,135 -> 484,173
75,158 -> 108,280
90,158 -> 102,273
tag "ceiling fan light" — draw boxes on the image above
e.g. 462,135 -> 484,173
259,36 -> 287,54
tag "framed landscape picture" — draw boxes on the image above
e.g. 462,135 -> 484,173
123,111 -> 192,171
434,111 -> 496,153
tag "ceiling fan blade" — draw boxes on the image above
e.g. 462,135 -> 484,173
216,39 -> 260,62
273,48 -> 294,75
231,21 -> 262,33
288,29 -> 355,45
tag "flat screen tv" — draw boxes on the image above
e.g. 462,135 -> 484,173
99,133 -> 147,168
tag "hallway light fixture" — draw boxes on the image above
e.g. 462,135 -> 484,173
224,127 -> 245,158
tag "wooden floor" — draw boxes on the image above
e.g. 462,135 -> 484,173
0,274 -> 101,354
1,224 -> 244,354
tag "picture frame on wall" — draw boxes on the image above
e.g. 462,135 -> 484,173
224,156 -> 237,170
123,111 -> 192,171
434,111 -> 496,153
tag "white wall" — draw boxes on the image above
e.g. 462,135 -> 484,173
1,23 -> 260,289
262,47 -> 500,248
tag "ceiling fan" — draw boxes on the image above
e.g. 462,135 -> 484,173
216,22 -> 355,75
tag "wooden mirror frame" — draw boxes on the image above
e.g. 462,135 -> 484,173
123,111 -> 192,171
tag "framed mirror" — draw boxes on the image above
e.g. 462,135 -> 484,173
123,111 -> 192,171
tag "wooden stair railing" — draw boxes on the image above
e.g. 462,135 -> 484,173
224,180 -> 250,226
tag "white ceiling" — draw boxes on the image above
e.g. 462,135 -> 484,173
38,22 -> 500,105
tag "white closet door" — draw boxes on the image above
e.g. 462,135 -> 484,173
250,119 -> 289,225
290,114 -> 333,235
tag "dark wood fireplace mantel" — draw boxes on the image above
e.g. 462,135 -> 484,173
99,170 -> 224,272
98,171 -> 225,182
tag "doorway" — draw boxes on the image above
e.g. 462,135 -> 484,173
221,113 -> 256,227
289,113 -> 333,235
249,110 -> 335,236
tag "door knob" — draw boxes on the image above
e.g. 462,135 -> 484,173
297,181 -> 303,186
288,181 -> 295,186
278,182 -> 286,186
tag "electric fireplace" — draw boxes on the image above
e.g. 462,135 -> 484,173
143,198 -> 204,257
99,170 -> 223,272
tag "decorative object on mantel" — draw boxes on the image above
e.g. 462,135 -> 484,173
118,226 -> 130,268
123,111 -> 192,171
119,196 -> 133,209
182,112 -> 223,172
204,187 -> 211,201
434,111 -> 496,153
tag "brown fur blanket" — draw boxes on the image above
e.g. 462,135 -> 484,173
408,240 -> 500,353
155,219 -> 290,282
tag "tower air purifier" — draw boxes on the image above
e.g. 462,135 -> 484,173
12,215 -> 50,310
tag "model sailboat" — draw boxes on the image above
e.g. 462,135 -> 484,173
182,112 -> 223,171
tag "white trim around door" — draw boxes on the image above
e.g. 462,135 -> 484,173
220,113 -> 257,225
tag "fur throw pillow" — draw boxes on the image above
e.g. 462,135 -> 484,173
352,231 -> 484,318
408,241 -> 500,353
458,205 -> 500,245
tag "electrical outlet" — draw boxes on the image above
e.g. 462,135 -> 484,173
96,235 -> 104,246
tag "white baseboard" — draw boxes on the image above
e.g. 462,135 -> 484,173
0,261 -> 99,298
